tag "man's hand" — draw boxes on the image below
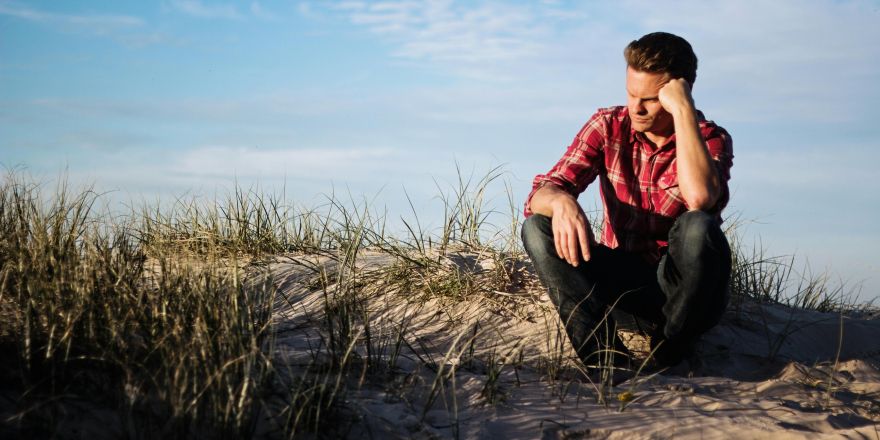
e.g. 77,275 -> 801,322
658,78 -> 695,116
551,198 -> 592,266
657,77 -> 721,210
526,182 -> 594,266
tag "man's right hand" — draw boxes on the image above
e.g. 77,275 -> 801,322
530,184 -> 592,266
551,197 -> 592,266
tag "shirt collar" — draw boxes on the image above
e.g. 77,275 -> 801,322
626,108 -> 707,147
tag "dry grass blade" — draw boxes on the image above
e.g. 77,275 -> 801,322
1,166 -> 872,439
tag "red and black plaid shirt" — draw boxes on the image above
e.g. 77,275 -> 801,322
524,106 -> 733,263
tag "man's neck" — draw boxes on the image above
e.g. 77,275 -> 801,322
643,130 -> 673,149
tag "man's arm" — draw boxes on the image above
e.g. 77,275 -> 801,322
529,183 -> 592,266
525,111 -> 607,266
658,79 -> 720,211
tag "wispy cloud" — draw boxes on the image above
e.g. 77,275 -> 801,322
296,2 -> 316,19
21,93 -> 360,126
618,0 -> 880,124
0,1 -> 144,34
173,146 -> 398,180
0,1 -> 180,48
167,0 -> 242,19
250,1 -> 278,20
116,31 -> 177,49
166,0 -> 278,20
322,1 -> 565,80
316,0 -> 880,124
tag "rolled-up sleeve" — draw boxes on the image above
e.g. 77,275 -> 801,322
703,125 -> 734,214
524,112 -> 607,217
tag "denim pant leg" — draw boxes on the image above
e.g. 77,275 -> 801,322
657,210 -> 732,343
521,214 -> 606,363
521,214 -> 661,364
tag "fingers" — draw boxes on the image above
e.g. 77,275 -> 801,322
553,222 -> 564,262
553,221 -> 576,266
659,78 -> 694,112
552,218 -> 591,267
577,222 -> 591,262
567,227 -> 580,266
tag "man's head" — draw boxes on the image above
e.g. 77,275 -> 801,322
624,32 -> 697,85
624,32 -> 697,136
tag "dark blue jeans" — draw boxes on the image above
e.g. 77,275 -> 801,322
521,210 -> 731,366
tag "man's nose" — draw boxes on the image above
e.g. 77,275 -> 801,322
630,101 -> 647,115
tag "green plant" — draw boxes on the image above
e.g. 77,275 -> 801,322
0,172 -> 275,438
2,164 -> 873,438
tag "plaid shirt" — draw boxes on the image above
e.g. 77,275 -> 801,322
524,106 -> 733,263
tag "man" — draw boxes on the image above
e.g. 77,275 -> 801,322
521,32 -> 733,371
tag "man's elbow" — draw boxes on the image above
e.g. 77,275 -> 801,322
684,189 -> 719,212
530,183 -> 577,217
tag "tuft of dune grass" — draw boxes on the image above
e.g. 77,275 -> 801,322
0,165 -> 869,438
0,172 -> 275,438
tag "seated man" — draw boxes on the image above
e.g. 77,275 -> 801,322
521,32 -> 733,370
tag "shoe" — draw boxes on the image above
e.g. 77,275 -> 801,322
583,345 -> 636,386
650,335 -> 697,368
586,364 -> 636,386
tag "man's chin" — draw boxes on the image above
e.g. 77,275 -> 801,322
632,121 -> 651,132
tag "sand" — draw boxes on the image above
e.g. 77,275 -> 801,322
263,250 -> 880,439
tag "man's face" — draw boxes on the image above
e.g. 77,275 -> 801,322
625,66 -> 674,137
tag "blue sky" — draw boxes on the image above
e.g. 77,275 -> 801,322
2,0 -> 879,302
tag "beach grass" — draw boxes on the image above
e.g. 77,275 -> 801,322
0,167 -> 868,438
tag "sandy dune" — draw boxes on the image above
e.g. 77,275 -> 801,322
263,250 -> 880,439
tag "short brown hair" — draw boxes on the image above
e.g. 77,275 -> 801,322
624,32 -> 697,84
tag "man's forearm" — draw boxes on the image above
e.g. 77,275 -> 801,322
528,181 -> 593,264
672,106 -> 720,210
528,183 -> 577,217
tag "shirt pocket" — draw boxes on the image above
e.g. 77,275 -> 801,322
658,172 -> 685,205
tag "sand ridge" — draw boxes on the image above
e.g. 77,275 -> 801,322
263,250 -> 880,439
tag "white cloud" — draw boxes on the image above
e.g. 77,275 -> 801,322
0,1 -> 144,33
0,1 -> 181,48
296,2 -> 316,18
172,146 -> 399,180
20,93 -> 363,129
166,0 -> 278,20
167,0 -> 243,19
333,1 -> 368,11
250,1 -> 277,20
315,0 -> 880,124
615,0 -> 880,124
323,0 -> 557,80
116,31 -> 177,48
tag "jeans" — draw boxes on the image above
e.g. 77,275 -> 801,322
520,210 -> 731,365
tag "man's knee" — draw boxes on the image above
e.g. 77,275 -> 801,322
521,214 -> 553,254
673,210 -> 716,241
669,210 -> 728,258
661,210 -> 731,339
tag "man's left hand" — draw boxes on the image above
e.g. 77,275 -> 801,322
658,78 -> 695,115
